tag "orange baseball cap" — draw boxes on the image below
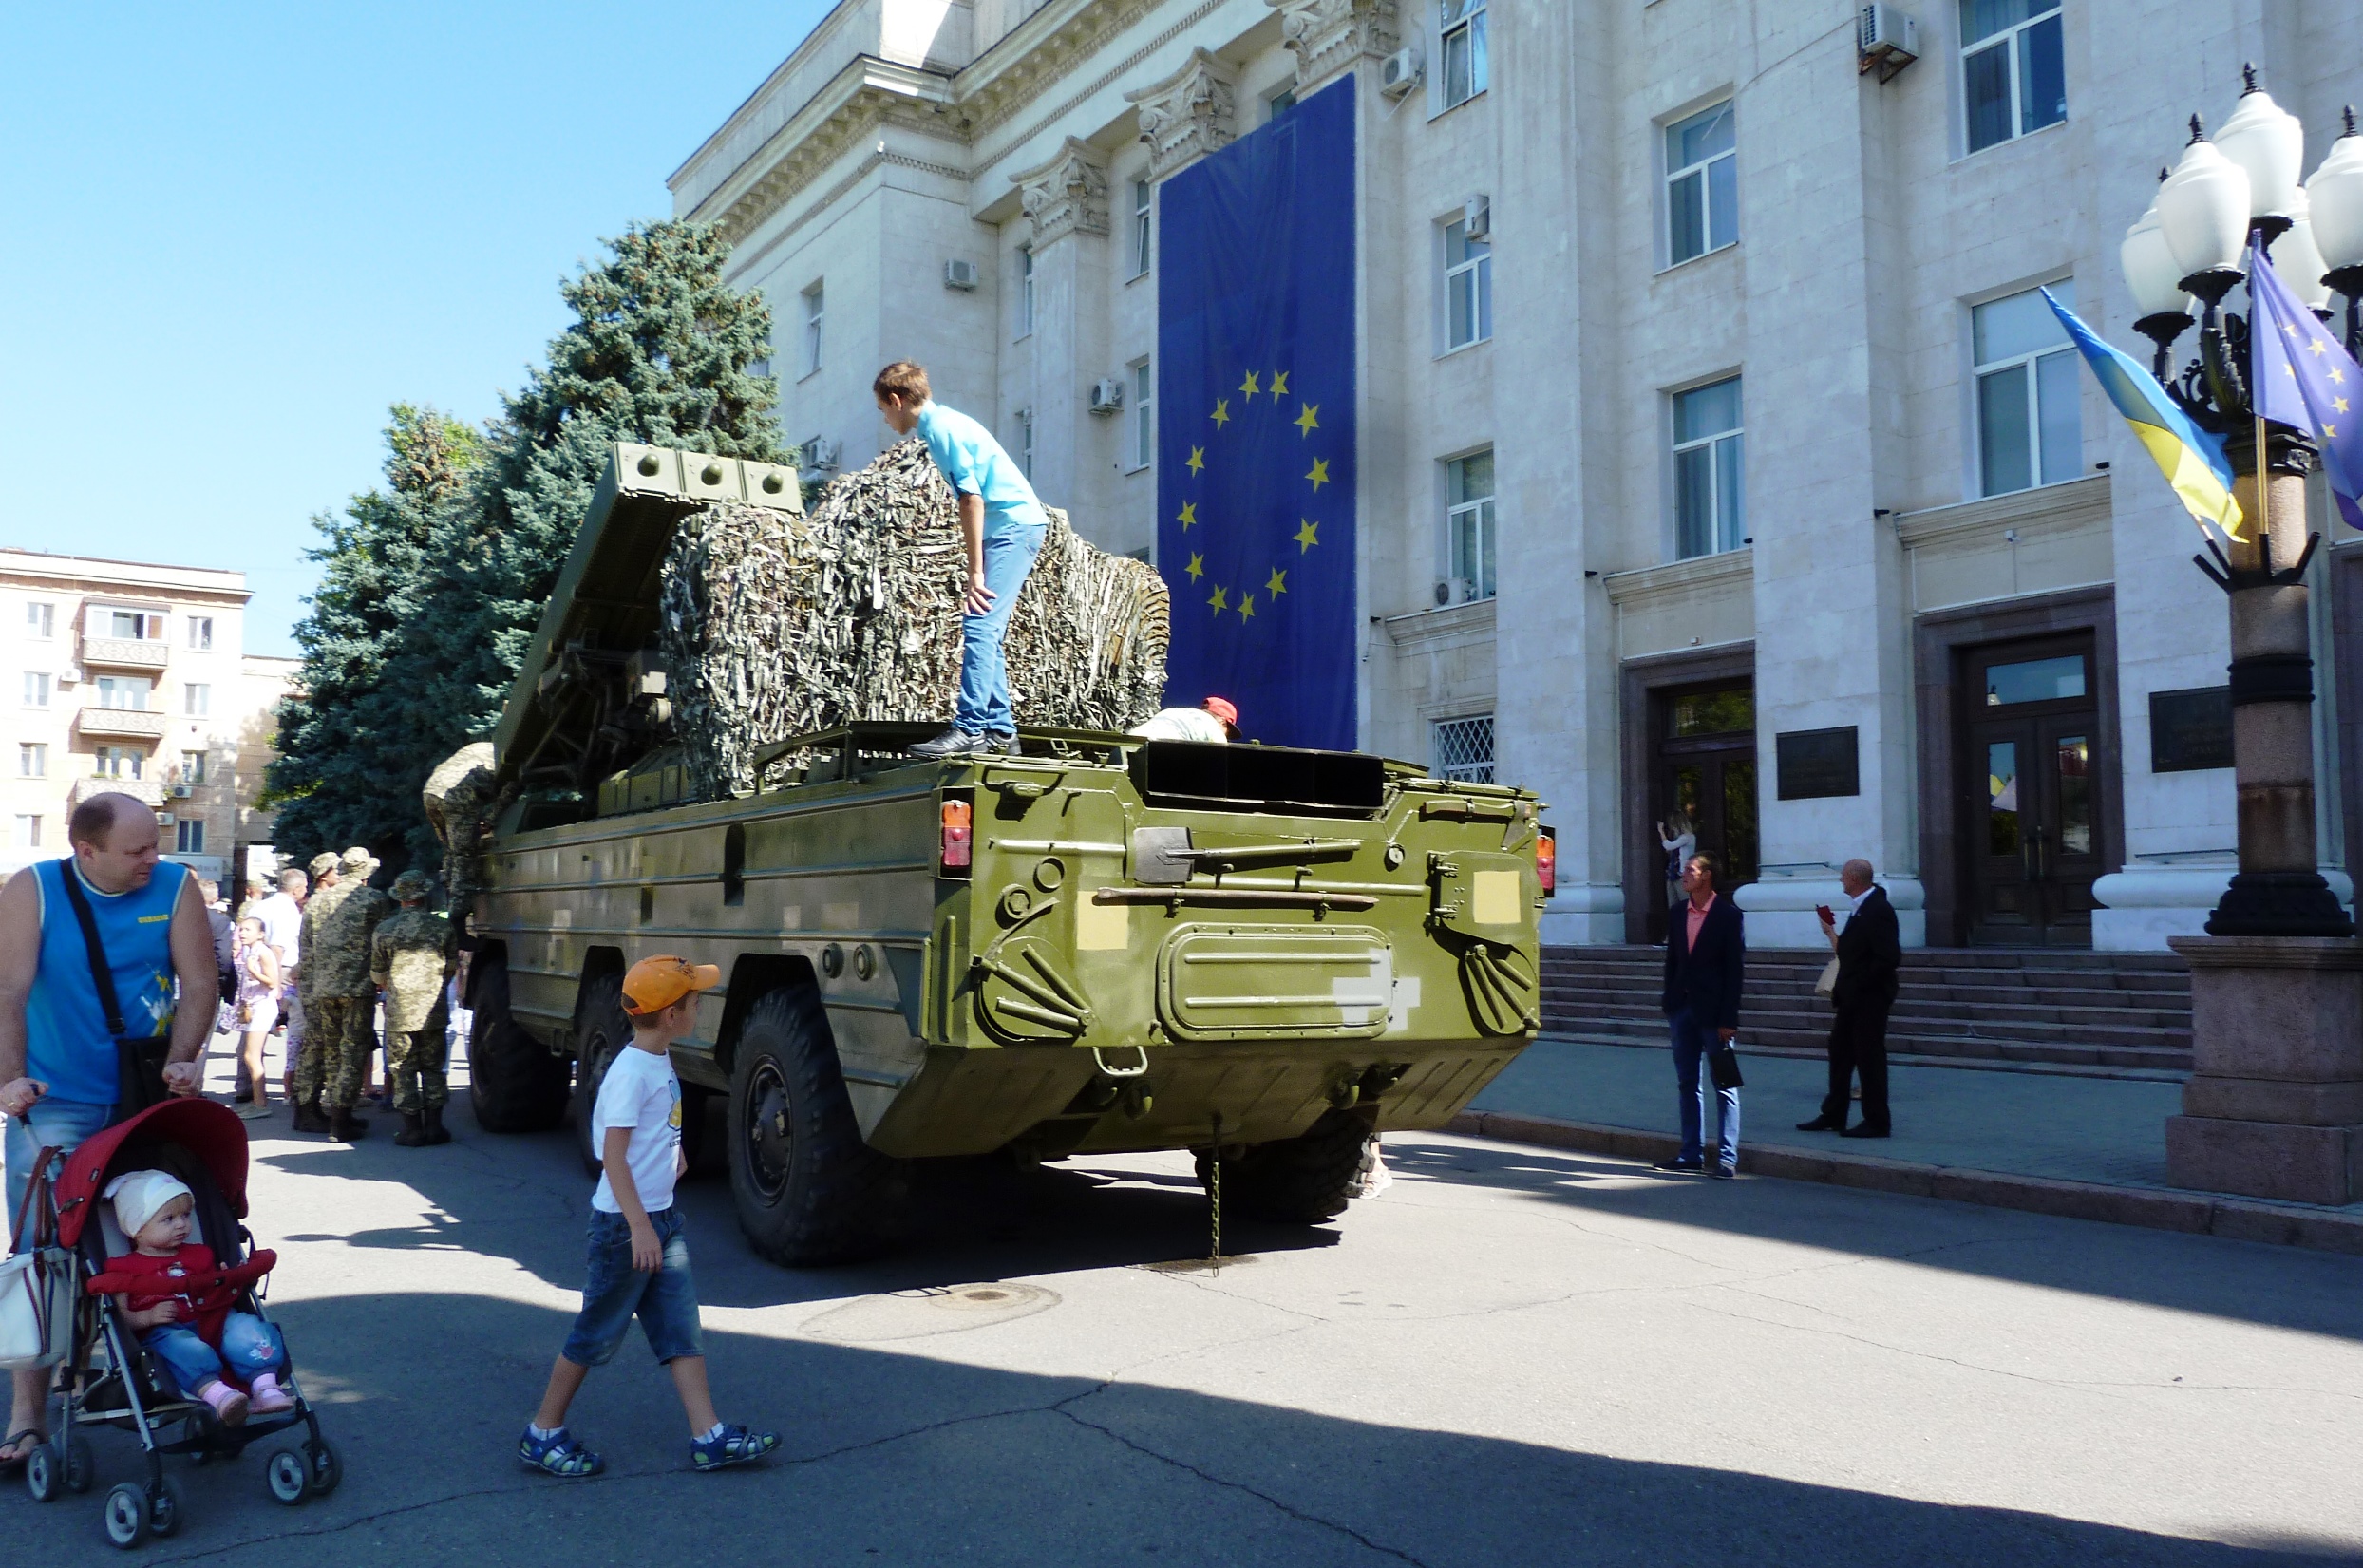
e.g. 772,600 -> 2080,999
622,954 -> 721,1016
1202,696 -> 1239,727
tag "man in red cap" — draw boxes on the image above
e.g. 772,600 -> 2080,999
1129,695 -> 1243,744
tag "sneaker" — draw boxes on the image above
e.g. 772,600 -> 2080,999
1652,1156 -> 1704,1173
979,730 -> 1020,755
247,1372 -> 295,1415
690,1424 -> 780,1472
1711,1162 -> 1738,1181
519,1425 -> 604,1477
909,727 -> 986,760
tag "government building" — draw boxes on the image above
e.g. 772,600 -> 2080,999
671,0 -> 2363,952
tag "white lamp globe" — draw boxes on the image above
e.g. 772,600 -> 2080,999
2122,207 -> 2190,317
2277,193 -> 2335,310
2306,117 -> 2363,272
2157,134 -> 2253,278
2216,85 -> 2305,218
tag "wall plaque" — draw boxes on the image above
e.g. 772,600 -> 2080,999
2150,686 -> 2233,772
1775,727 -> 1859,800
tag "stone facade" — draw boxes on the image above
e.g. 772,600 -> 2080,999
672,0 -> 2363,951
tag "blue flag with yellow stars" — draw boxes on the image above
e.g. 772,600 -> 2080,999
1157,75 -> 1356,750
2248,243 -> 2363,533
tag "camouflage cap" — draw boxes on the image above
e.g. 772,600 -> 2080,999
339,846 -> 378,872
389,869 -> 433,900
307,852 -> 338,877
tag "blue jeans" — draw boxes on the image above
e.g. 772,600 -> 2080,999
1669,1008 -> 1741,1168
6,1097 -> 113,1247
143,1313 -> 285,1396
954,524 -> 1047,735
561,1208 -> 703,1368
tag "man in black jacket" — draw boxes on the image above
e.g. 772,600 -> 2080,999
1801,858 -> 1901,1137
1659,852 -> 1744,1177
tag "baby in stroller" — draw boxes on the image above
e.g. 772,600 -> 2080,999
85,1170 -> 292,1425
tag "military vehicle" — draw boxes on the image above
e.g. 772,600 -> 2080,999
458,442 -> 1552,1265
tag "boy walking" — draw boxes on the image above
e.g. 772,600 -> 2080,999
519,955 -> 778,1476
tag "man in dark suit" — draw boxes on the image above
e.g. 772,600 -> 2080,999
1800,858 -> 1901,1138
1658,851 -> 1744,1177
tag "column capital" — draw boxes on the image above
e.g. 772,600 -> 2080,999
1266,0 -> 1399,94
1011,137 -> 1111,248
1124,47 -> 1238,181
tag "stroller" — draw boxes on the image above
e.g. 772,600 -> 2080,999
20,1098 -> 338,1547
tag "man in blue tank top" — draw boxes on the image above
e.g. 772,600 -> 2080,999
0,792 -> 217,1467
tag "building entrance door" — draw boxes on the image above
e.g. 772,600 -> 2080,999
1963,637 -> 2104,945
1647,681 -> 1758,942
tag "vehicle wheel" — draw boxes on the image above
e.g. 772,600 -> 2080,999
65,1434 -> 93,1492
104,1482 -> 150,1547
147,1476 -> 182,1538
466,952 -> 572,1134
1198,1106 -> 1377,1223
306,1439 -> 342,1496
571,974 -> 632,1176
727,985 -> 911,1266
265,1447 -> 310,1505
25,1439 -> 59,1502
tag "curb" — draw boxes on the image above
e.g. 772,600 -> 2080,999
1446,1109 -> 2363,1258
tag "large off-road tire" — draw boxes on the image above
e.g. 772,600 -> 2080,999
1199,1106 -> 1378,1224
466,953 -> 573,1134
571,974 -> 633,1176
727,986 -> 910,1266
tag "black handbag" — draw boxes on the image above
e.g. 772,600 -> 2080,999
55,860 -> 174,1119
1707,1039 -> 1745,1091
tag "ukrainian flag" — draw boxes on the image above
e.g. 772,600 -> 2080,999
2041,287 -> 2244,540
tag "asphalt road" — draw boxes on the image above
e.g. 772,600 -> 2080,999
9,1047 -> 2362,1566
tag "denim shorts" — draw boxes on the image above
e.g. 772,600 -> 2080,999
6,1098 -> 113,1247
561,1207 -> 703,1368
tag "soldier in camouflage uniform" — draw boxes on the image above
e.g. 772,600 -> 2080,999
372,869 -> 457,1147
288,851 -> 350,1134
296,847 -> 394,1141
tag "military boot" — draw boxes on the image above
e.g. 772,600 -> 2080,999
392,1112 -> 427,1147
291,1098 -> 331,1135
329,1107 -> 369,1142
423,1105 -> 452,1145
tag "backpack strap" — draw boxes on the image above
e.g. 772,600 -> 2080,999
55,858 -> 127,1042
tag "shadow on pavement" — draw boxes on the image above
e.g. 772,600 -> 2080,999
6,1290 -> 2350,1567
1385,1138 -> 2363,1345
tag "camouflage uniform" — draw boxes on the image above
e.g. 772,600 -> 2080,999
370,874 -> 456,1117
290,860 -> 354,1108
293,848 -> 393,1118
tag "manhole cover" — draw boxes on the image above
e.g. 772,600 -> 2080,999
802,1281 -> 1059,1341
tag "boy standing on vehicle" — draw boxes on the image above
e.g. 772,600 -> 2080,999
519,954 -> 779,1477
873,360 -> 1049,759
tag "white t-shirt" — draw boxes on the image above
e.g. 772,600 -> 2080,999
254,892 -> 303,969
590,1044 -> 683,1216
1129,707 -> 1228,744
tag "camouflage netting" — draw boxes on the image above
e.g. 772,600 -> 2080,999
659,437 -> 1169,798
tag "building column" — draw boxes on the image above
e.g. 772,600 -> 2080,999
1009,137 -> 1112,518
1267,0 -> 1398,97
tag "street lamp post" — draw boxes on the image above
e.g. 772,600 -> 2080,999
2125,68 -> 2363,1207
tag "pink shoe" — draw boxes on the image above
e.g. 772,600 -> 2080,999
198,1380 -> 249,1427
247,1372 -> 294,1415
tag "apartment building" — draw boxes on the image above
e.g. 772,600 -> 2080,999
1,550 -> 295,889
670,0 -> 2363,950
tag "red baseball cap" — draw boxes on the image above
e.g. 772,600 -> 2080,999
1203,696 -> 1239,727
623,954 -> 721,1016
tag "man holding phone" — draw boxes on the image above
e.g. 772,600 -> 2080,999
1799,858 -> 1901,1137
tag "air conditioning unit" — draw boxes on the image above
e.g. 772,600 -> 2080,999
168,783 -> 192,800
1857,4 -> 1919,81
1088,378 -> 1125,416
943,258 -> 980,291
1433,579 -> 1451,607
800,438 -> 841,475
154,812 -> 175,828
58,668 -> 81,686
1379,47 -> 1422,100
1463,194 -> 1491,242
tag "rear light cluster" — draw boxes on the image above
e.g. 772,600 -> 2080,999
1535,826 -> 1557,896
940,798 -> 973,875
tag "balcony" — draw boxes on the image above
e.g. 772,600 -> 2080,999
80,637 -> 170,671
69,773 -> 165,810
75,706 -> 167,741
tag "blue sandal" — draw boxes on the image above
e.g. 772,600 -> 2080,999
518,1426 -> 604,1477
691,1424 -> 779,1471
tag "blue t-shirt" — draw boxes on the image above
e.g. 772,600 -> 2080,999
29,859 -> 188,1105
915,403 -> 1048,538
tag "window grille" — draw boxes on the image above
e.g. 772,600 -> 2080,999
1433,714 -> 1495,784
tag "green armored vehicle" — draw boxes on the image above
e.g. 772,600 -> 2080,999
459,443 -> 1551,1264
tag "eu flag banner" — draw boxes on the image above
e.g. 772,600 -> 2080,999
1157,76 -> 1356,751
2248,244 -> 2363,533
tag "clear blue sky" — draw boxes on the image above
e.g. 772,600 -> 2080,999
0,1 -> 835,658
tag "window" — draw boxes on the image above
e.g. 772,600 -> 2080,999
96,746 -> 143,780
1974,283 -> 2081,496
100,608 -> 162,641
1983,653 -> 2086,706
1132,180 -> 1153,277
1432,715 -> 1495,784
1444,216 -> 1492,350
1962,0 -> 2064,154
17,744 -> 44,779
22,672 -> 48,708
186,615 -> 213,651
1018,246 -> 1035,338
24,603 -> 51,639
13,816 -> 40,851
746,324 -> 771,381
800,282 -> 823,378
180,749 -> 207,784
1266,86 -> 1297,122
1673,377 -> 1745,558
1665,101 -> 1737,265
1016,409 -> 1035,481
96,675 -> 148,710
183,683 -> 210,717
1440,0 -> 1487,109
1131,359 -> 1155,470
1446,450 -> 1497,602
175,819 -> 205,855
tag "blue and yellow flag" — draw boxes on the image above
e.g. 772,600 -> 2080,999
2040,287 -> 2244,540
2247,243 -> 2363,533
1157,77 -> 1356,750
